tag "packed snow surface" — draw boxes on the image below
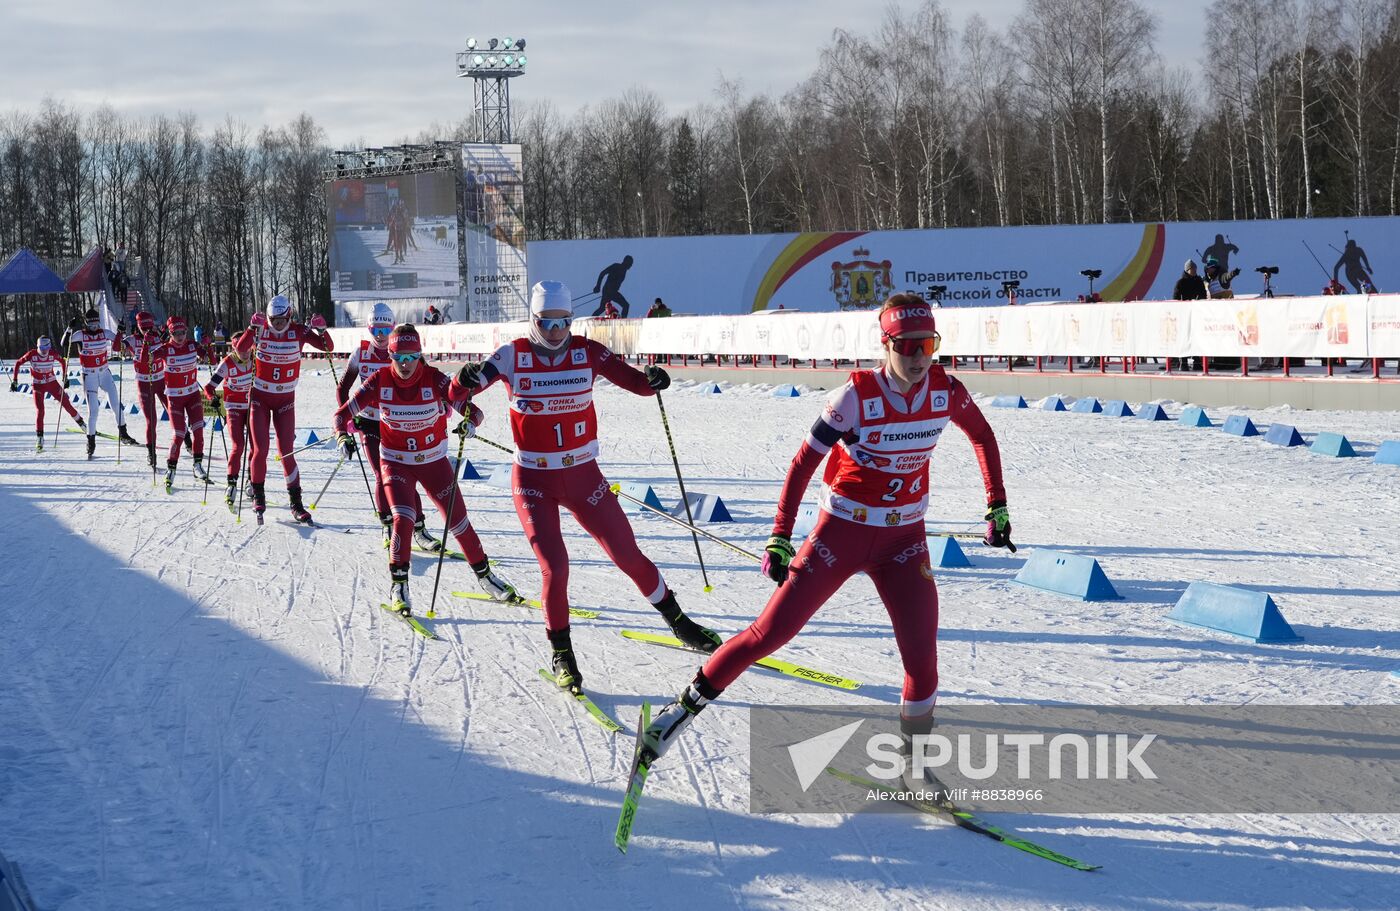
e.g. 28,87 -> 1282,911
2,369 -> 1397,910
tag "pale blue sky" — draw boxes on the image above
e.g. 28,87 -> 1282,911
6,1 -> 1203,145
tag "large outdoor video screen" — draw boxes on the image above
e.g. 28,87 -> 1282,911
328,171 -> 460,300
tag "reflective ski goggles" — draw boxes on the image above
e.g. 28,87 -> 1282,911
391,352 -> 422,365
885,333 -> 941,356
370,326 -> 393,340
534,316 -> 573,332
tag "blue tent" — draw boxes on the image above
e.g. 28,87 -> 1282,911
0,249 -> 66,294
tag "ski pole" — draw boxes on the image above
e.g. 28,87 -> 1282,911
654,390 -> 712,592
116,356 -> 125,465
55,330 -> 75,449
274,437 -> 330,461
1301,240 -> 1331,278
332,354 -> 381,520
426,427 -> 471,620
471,433 -> 515,456
235,414 -> 250,524
610,483 -> 762,561
309,453 -> 346,511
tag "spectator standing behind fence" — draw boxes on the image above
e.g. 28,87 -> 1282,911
424,305 -> 442,325
1203,257 -> 1239,299
115,243 -> 128,274
1173,260 -> 1207,301
646,297 -> 672,318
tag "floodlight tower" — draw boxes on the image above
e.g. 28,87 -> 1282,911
456,37 -> 527,143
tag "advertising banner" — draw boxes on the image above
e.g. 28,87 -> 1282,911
462,143 -> 529,322
527,216 -> 1400,317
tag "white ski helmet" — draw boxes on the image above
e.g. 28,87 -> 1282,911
369,302 -> 395,329
267,294 -> 293,318
530,280 -> 572,316
528,281 -> 573,352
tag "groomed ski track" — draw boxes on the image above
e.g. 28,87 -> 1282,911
1,372 -> 1397,909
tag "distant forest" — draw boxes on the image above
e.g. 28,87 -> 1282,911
3,0 -> 1398,348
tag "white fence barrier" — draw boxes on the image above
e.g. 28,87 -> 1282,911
327,294 -> 1400,361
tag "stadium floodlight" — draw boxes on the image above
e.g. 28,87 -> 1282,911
457,33 -> 527,143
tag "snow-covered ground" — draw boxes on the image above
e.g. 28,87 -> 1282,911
2,368 -> 1398,910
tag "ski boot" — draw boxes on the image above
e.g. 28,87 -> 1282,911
35,431 -> 43,453
164,462 -> 177,494
655,589 -> 723,653
224,476 -> 237,509
118,424 -> 140,446
287,484 -> 313,524
472,558 -> 519,602
183,430 -> 193,454
898,712 -> 952,805
388,563 -> 412,617
74,415 -> 86,431
643,672 -> 722,762
413,517 -> 443,553
146,443 -> 157,470
192,457 -> 209,483
86,434 -> 96,460
251,481 -> 267,523
548,628 -> 583,694
380,513 -> 393,550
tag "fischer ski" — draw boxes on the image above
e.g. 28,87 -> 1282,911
378,602 -> 437,640
619,630 -> 860,690
453,591 -> 601,620
535,669 -> 623,733
825,767 -> 1100,872
65,427 -> 118,442
614,701 -> 653,854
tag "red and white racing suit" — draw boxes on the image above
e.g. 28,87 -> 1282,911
701,365 -> 1006,717
13,348 -> 79,431
334,362 -> 487,567
234,322 -> 334,489
460,335 -> 668,632
207,354 -> 254,481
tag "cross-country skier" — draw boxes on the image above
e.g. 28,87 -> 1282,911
332,324 -> 517,618
205,331 -> 254,508
639,293 -> 1012,762
335,302 -> 442,553
69,308 -> 140,458
10,335 -> 84,449
232,295 -> 334,523
453,280 -> 721,696
123,310 -> 170,468
150,316 -> 213,492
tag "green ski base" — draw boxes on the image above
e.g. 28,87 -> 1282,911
453,591 -> 601,620
535,669 -> 623,733
378,603 -> 437,640
614,701 -> 653,854
825,767 -> 1100,872
65,427 -> 118,442
619,630 -> 860,690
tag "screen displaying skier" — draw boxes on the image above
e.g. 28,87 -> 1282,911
327,171 -> 460,301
